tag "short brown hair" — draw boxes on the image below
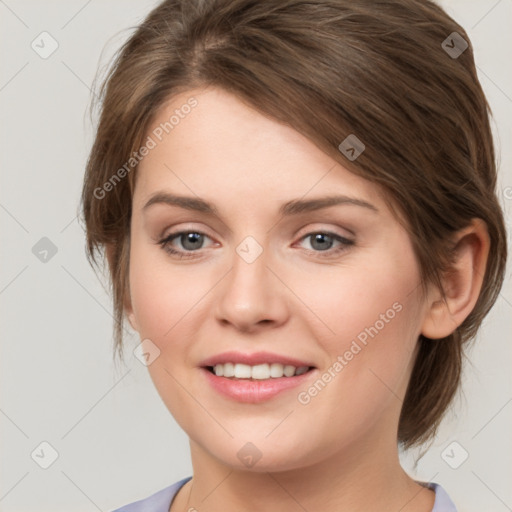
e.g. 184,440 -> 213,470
80,0 -> 507,448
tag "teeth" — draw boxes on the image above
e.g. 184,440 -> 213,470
223,363 -> 234,377
234,363 -> 252,379
270,363 -> 285,378
212,363 -> 310,379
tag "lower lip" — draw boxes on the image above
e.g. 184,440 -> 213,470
201,367 -> 316,403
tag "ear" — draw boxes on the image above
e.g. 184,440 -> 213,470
105,243 -> 139,332
421,218 -> 490,339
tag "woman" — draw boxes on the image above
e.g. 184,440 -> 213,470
81,1 -> 507,510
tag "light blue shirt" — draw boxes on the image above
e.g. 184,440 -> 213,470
111,476 -> 457,511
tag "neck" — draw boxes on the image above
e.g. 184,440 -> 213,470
172,433 -> 435,512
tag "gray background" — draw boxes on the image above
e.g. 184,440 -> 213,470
1,1 -> 511,511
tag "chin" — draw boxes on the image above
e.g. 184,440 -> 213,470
205,437 -> 317,474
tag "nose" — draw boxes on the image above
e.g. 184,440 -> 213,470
214,240 -> 290,333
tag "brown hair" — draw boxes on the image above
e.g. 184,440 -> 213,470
80,0 -> 507,448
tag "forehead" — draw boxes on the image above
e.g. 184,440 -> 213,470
134,86 -> 387,216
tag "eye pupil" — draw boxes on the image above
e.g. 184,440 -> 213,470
311,233 -> 333,251
181,232 -> 203,250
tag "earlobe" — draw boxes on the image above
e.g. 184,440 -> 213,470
126,307 -> 138,332
123,282 -> 138,332
122,271 -> 139,333
421,218 -> 490,340
106,243 -> 139,332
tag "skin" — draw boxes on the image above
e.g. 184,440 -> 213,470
114,86 -> 489,512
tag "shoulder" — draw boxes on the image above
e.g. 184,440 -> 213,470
110,476 -> 192,512
427,482 -> 458,512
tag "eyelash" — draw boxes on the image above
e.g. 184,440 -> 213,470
157,230 -> 355,260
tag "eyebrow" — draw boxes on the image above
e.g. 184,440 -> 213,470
142,192 -> 379,216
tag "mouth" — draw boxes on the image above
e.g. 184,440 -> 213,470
198,351 -> 318,402
200,363 -> 317,403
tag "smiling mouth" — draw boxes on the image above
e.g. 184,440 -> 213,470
205,363 -> 315,380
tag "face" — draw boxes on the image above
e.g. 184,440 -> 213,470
126,86 -> 432,471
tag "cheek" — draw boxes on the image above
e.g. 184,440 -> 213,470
296,256 -> 420,344
128,237 -> 211,341
288,271 -> 422,449
127,244 -> 210,425
299,253 -> 423,396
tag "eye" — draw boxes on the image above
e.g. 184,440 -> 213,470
297,231 -> 354,258
157,230 -> 214,259
157,229 -> 355,260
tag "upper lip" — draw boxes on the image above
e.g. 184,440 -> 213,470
199,351 -> 315,368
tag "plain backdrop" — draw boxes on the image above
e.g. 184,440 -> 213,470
1,1 -> 511,511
